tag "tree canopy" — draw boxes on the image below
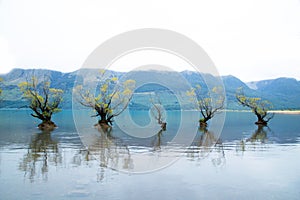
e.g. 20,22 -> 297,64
18,76 -> 64,129
187,85 -> 225,126
236,87 -> 274,125
150,94 -> 167,130
74,70 -> 136,128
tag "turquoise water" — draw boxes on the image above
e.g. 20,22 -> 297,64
0,110 -> 300,199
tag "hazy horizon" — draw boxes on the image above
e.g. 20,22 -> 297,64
2,67 -> 300,82
1,0 -> 300,82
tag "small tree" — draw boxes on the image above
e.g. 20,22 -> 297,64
236,87 -> 274,125
18,76 -> 63,130
74,70 -> 135,129
150,94 -> 167,130
187,85 -> 225,127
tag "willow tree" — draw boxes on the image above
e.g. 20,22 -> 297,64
236,87 -> 274,126
74,70 -> 136,129
18,77 -> 64,130
187,85 -> 225,127
150,95 -> 167,130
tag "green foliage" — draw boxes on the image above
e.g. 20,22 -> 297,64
187,85 -> 225,123
199,118 -> 205,123
74,70 -> 136,125
18,76 -> 64,122
236,87 -> 274,124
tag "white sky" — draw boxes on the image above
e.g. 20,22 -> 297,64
0,0 -> 300,82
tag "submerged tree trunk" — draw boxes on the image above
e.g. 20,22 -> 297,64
38,120 -> 57,131
254,113 -> 268,126
160,122 -> 167,131
255,119 -> 268,126
199,117 -> 210,128
200,121 -> 207,127
97,121 -> 111,131
95,112 -> 112,131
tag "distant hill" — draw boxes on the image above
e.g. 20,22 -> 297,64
247,78 -> 300,109
0,68 -> 299,110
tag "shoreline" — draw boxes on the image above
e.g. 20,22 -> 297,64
224,109 -> 300,115
268,110 -> 300,114
1,108 -> 300,114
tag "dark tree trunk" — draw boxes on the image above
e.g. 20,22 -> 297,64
95,112 -> 112,132
255,114 -> 268,126
160,122 -> 167,131
97,112 -> 109,125
38,120 -> 57,131
199,117 -> 210,128
200,121 -> 207,127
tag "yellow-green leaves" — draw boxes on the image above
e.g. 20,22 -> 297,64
101,84 -> 108,92
49,88 -> 63,94
99,69 -> 106,76
74,70 -> 136,124
18,76 -> 64,122
187,84 -> 225,123
186,88 -> 195,97
123,88 -> 132,95
111,77 -> 118,82
236,87 -> 273,123
124,79 -> 135,87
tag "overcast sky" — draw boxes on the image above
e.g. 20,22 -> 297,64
0,0 -> 300,82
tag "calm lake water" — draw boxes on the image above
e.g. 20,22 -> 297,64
0,110 -> 300,200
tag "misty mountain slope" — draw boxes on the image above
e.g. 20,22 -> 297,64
0,68 -> 299,110
253,78 -> 300,109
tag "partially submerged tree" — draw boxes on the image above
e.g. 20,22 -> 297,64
18,76 -> 64,130
187,85 -> 225,127
150,94 -> 167,130
74,70 -> 136,129
236,87 -> 274,126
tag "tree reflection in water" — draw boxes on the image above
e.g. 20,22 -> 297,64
151,129 -> 164,151
19,124 -> 178,182
247,125 -> 268,143
187,127 -> 225,168
18,129 -> 117,183
237,125 -> 271,153
19,131 -> 61,182
84,125 -> 133,174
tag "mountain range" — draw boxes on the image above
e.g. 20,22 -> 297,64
0,68 -> 299,110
